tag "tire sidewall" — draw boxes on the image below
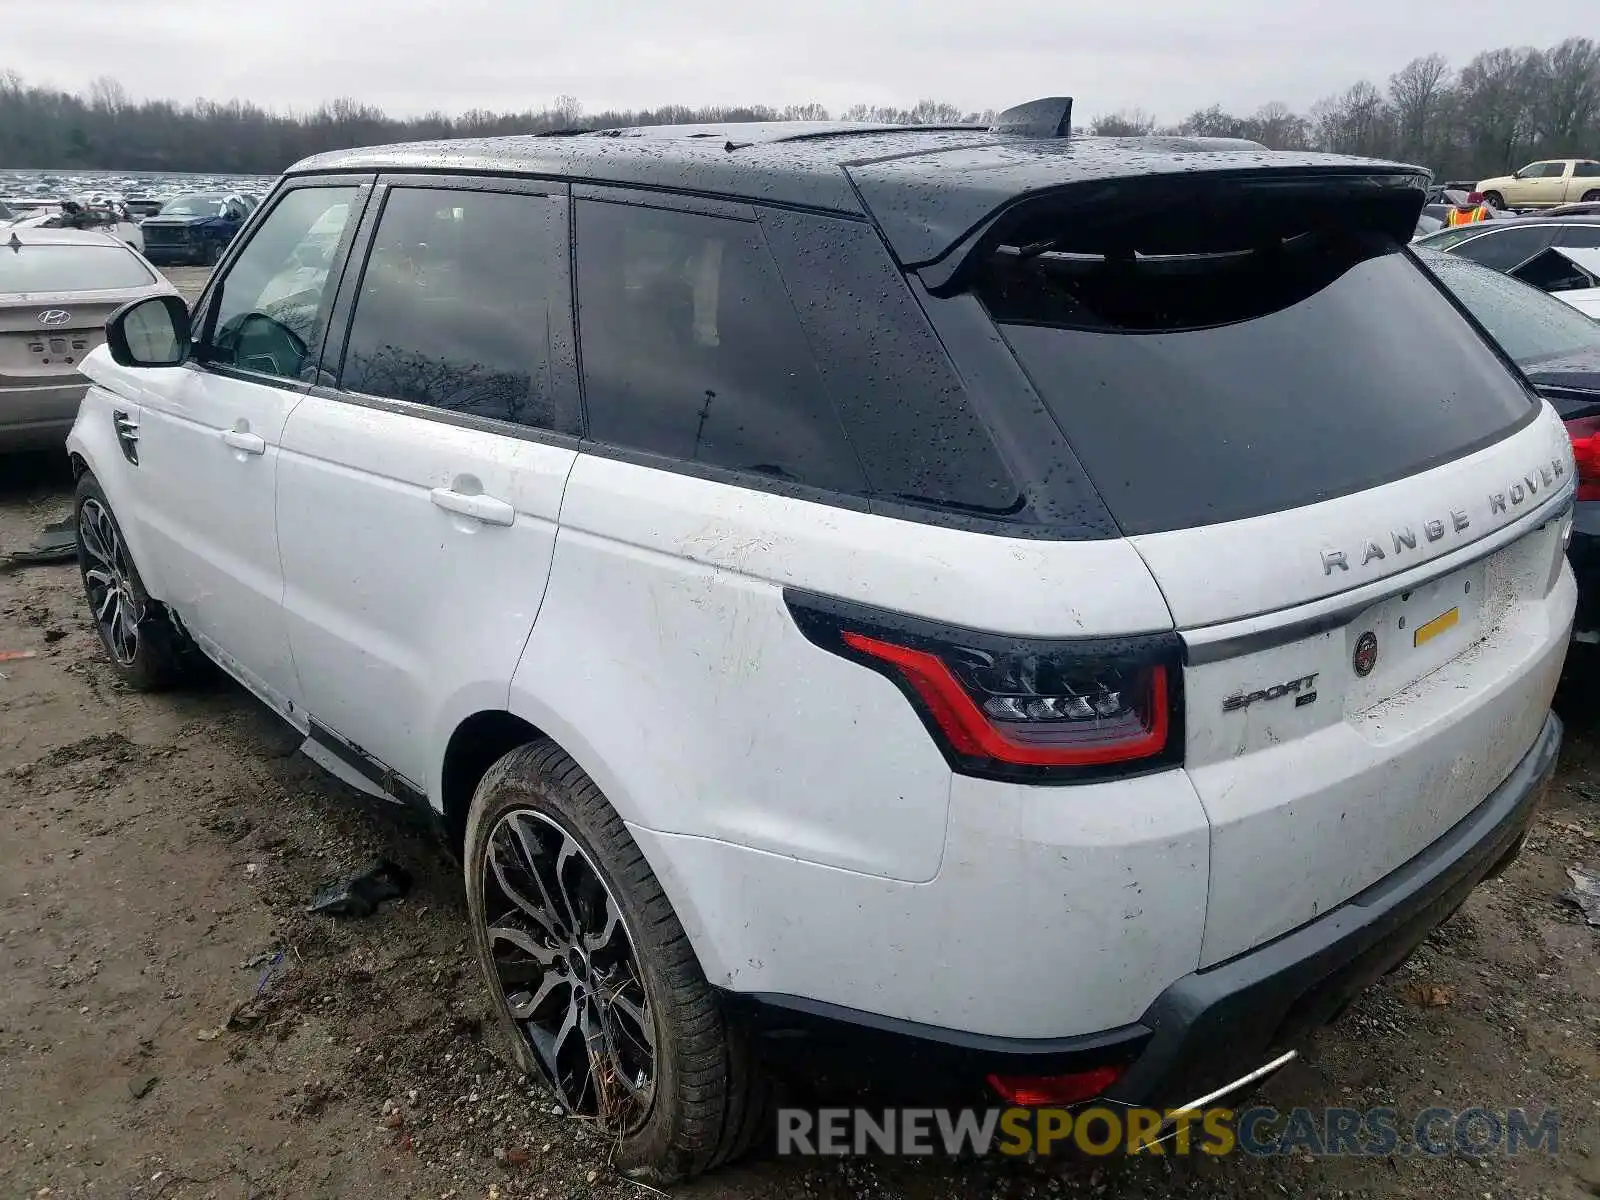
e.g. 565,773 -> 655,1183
462,745 -> 692,1171
73,473 -> 180,690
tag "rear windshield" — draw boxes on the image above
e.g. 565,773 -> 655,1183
159,195 -> 224,217
0,243 -> 156,292
976,217 -> 1536,535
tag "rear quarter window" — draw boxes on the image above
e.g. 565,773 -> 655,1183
575,199 -> 866,494
979,239 -> 1536,535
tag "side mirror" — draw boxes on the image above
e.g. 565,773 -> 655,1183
106,294 -> 192,368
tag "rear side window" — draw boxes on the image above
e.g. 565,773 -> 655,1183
1451,226 -> 1557,271
575,200 -> 866,494
758,210 -> 1021,515
1559,226 -> 1600,248
976,214 -> 1535,535
1576,163 -> 1600,178
341,186 -> 573,432
0,243 -> 154,291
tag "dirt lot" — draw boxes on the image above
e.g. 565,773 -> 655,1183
1,265 -> 1598,1199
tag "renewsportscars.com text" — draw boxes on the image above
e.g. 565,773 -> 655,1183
777,1106 -> 1560,1158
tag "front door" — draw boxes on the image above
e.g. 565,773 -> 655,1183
277,178 -> 580,795
134,179 -> 370,719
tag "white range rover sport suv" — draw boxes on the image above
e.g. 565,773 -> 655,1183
67,99 -> 1575,1180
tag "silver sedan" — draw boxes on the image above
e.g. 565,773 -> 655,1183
1,226 -> 180,452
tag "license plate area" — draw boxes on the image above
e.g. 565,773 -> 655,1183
23,330 -> 96,368
1345,559 -> 1487,713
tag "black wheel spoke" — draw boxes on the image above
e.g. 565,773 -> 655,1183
78,499 -> 140,667
489,831 -> 566,942
480,807 -> 657,1134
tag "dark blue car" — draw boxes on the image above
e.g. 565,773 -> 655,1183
138,192 -> 252,266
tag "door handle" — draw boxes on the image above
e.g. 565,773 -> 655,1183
430,487 -> 515,527
222,429 -> 266,455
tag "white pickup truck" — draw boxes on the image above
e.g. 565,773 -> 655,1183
1478,159 -> 1600,210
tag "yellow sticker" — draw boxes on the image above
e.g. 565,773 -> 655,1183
1413,607 -> 1460,648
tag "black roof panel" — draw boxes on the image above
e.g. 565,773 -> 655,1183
289,122 -> 1424,266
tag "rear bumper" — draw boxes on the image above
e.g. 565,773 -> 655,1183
0,380 -> 86,451
1108,708 -> 1558,1107
729,711 -> 1560,1106
141,246 -> 203,264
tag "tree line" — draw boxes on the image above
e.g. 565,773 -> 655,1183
1091,37 -> 1600,179
0,37 -> 1595,180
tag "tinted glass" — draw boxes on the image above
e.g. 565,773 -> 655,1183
1418,248 -> 1600,368
203,186 -> 357,381
758,209 -> 1021,515
1559,226 -> 1600,248
1451,226 -> 1556,271
0,243 -> 154,291
983,248 -> 1534,535
1575,163 -> 1600,178
1525,163 -> 1564,179
341,187 -> 571,431
576,200 -> 865,493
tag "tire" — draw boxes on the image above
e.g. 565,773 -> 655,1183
202,239 -> 220,267
464,741 -> 767,1182
1583,190 -> 1600,203
1484,191 -> 1505,210
74,473 -> 198,691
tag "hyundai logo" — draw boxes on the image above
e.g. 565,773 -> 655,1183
37,309 -> 72,327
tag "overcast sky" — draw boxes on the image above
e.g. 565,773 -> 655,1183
6,0 -> 1595,122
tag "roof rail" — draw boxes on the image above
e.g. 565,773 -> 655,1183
990,97 -> 1073,139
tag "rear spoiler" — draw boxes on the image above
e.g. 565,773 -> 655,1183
911,167 -> 1432,294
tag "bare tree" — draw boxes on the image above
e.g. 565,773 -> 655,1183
1090,107 -> 1158,136
1388,54 -> 1451,163
1456,47 -> 1542,173
1530,37 -> 1600,151
88,75 -> 128,114
1249,102 -> 1311,150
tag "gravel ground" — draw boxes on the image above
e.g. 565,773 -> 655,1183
1,265 -> 1597,1200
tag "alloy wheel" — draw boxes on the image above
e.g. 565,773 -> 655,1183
78,498 -> 142,666
482,808 -> 658,1133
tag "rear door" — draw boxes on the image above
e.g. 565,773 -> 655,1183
276,176 -> 580,799
957,176 -> 1574,963
132,178 -> 370,718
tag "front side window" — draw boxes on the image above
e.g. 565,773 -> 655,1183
200,185 -> 358,381
575,200 -> 866,494
339,186 -> 571,432
1450,226 -> 1557,272
1523,163 -> 1565,179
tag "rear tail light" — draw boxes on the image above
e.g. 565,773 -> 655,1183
1466,191 -> 1485,205
988,1065 -> 1126,1107
786,592 -> 1183,784
1564,416 -> 1600,502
